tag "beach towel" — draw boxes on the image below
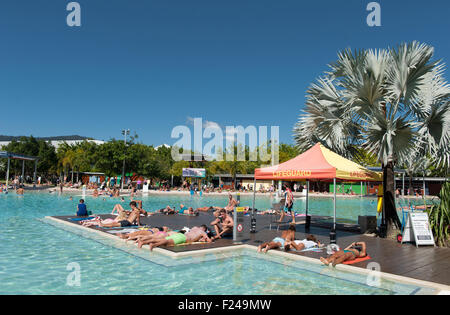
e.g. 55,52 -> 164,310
102,226 -> 139,229
178,213 -> 199,217
300,247 -> 323,252
70,217 -> 95,221
288,247 -> 323,253
342,256 -> 372,265
173,241 -> 208,246
107,229 -> 139,234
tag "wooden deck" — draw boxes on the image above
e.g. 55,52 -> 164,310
51,211 -> 450,286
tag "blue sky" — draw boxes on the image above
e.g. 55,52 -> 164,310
0,0 -> 449,146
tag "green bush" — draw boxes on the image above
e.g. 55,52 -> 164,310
428,183 -> 450,247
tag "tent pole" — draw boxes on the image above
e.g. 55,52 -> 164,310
334,178 -> 336,229
6,157 -> 10,191
250,178 -> 257,233
252,178 -> 256,212
402,173 -> 405,196
33,160 -> 37,188
305,180 -> 310,232
330,178 -> 337,244
21,160 -> 25,185
305,180 -> 309,216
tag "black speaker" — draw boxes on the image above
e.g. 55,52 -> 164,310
358,216 -> 377,234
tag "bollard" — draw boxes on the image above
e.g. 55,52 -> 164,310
250,211 -> 257,233
329,228 -> 337,244
305,215 -> 311,232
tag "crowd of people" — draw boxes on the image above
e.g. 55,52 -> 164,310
74,194 -> 239,247
72,191 -> 368,267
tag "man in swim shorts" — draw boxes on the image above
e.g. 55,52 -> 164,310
211,209 -> 234,240
146,225 -> 212,251
224,193 -> 239,213
284,234 -> 322,251
99,201 -> 145,228
320,241 -> 367,267
279,184 -> 295,224
257,224 -> 296,253
195,206 -> 214,212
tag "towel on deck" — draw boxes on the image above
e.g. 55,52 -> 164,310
342,256 -> 372,265
69,217 -> 95,221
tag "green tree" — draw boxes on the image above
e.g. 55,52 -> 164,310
294,42 -> 450,237
2,136 -> 57,177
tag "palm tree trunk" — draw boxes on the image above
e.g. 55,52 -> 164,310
409,176 -> 413,195
382,162 -> 402,238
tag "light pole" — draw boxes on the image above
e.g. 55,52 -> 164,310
121,129 -> 130,191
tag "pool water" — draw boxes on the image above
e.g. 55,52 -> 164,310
0,192 -> 434,295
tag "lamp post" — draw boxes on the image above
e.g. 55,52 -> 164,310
121,129 -> 130,191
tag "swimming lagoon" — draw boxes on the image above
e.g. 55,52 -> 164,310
0,192 -> 436,294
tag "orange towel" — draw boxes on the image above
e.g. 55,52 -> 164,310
343,256 -> 371,265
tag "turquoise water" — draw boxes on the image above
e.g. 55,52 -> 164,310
0,192 -> 433,295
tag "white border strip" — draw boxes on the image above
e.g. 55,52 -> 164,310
45,216 -> 450,294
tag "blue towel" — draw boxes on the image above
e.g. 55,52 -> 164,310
70,217 -> 95,221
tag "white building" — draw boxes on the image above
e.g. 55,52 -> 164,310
0,135 -> 105,149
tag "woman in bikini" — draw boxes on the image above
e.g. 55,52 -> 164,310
119,226 -> 169,241
320,241 -> 367,267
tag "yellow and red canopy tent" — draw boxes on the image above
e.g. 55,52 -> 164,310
251,143 -> 382,241
254,143 -> 381,182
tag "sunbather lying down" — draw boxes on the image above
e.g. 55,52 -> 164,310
195,206 -> 214,212
283,234 -> 323,252
177,205 -> 198,215
136,229 -> 180,248
320,241 -> 367,267
257,224 -> 296,253
118,226 -> 170,241
157,205 -> 176,214
144,225 -> 212,251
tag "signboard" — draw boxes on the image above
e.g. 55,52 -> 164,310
233,207 -> 245,243
182,168 -> 206,178
402,212 -> 435,247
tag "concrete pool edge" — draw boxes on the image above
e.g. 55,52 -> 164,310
44,216 -> 450,295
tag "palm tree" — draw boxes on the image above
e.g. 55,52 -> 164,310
402,154 -> 430,196
294,42 -> 450,237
